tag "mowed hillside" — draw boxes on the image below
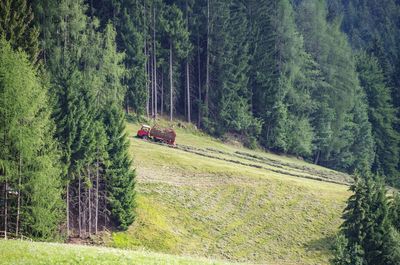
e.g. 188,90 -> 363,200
108,118 -> 351,265
0,240 -> 236,265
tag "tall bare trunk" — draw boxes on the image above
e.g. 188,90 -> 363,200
205,0 -> 210,111
153,5 -> 157,118
144,2 -> 149,118
186,62 -> 191,123
4,177 -> 7,239
161,69 -> 164,116
125,80 -> 129,115
145,43 -> 149,118
88,166 -> 92,237
66,183 -> 70,237
197,33 -> 202,128
16,154 -> 22,237
314,150 -> 320,165
169,41 -> 173,122
3,91 -> 7,239
78,174 -> 82,238
186,0 -> 191,123
95,158 -> 99,234
151,47 -> 154,118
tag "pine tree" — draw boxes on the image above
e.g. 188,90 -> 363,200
0,0 -> 40,64
200,0 -> 260,139
103,104 -> 136,230
356,52 -> 399,186
295,0 -> 374,172
90,0 -> 147,115
160,3 -> 190,121
334,175 -> 400,265
390,193 -> 400,231
250,0 -> 313,154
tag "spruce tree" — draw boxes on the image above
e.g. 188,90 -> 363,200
356,52 -> 399,186
91,0 -> 147,115
103,104 -> 136,230
202,0 -> 260,139
390,193 -> 400,231
295,0 -> 374,172
334,175 -> 400,265
160,3 -> 190,121
0,0 -> 40,64
250,0 -> 313,154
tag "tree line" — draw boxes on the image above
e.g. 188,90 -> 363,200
0,0 -> 135,239
88,0 -> 399,185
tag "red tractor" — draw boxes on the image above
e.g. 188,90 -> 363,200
137,125 -> 176,145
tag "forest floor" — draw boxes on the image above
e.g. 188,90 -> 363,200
107,117 -> 351,265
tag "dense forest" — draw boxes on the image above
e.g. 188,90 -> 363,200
85,0 -> 399,184
0,0 -> 399,256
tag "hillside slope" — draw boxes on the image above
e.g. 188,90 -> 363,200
108,119 -> 351,265
0,240 -> 236,265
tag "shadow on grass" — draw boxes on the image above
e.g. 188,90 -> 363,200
304,235 -> 336,256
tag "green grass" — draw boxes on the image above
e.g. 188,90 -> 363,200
115,118 -> 351,265
3,118 -> 351,265
0,240 -> 237,265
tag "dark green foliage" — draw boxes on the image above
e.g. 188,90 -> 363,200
390,193 -> 400,232
333,175 -> 400,265
0,0 -> 40,64
30,0 -> 135,236
103,104 -> 136,230
250,0 -> 291,152
341,0 -> 400,79
91,0 -> 147,114
295,0 -> 374,172
356,52 -> 400,185
203,0 -> 261,138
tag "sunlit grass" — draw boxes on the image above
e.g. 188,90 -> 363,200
119,118 -> 351,264
0,240 -> 238,265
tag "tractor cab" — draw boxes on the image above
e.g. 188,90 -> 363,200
137,124 -> 151,139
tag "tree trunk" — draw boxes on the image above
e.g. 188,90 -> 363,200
145,42 -> 149,118
4,177 -> 7,239
95,158 -> 99,234
66,183 -> 70,237
205,0 -> 210,111
161,69 -> 164,116
78,174 -> 82,238
153,5 -> 157,118
144,2 -> 149,118
125,85 -> 129,115
16,154 -> 22,237
186,61 -> 191,123
197,32 -> 201,128
169,41 -> 173,121
3,92 -> 7,239
88,166 -> 92,237
186,0 -> 191,123
150,45 -> 154,118
314,150 -> 320,165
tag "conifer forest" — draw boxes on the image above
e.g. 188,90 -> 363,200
1,0 -> 400,264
